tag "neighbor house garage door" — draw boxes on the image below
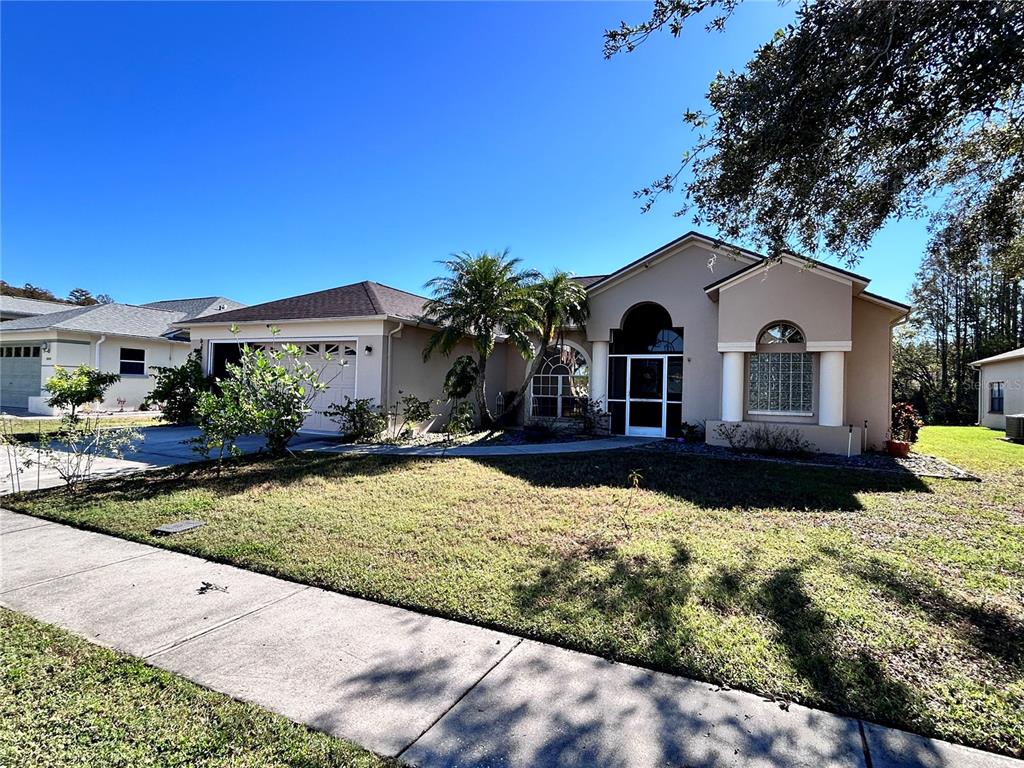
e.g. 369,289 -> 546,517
0,345 -> 43,409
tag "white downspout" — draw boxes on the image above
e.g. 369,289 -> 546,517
385,322 -> 404,408
94,335 -> 106,367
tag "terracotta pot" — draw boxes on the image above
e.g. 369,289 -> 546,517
885,439 -> 911,458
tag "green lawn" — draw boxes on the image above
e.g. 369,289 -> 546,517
0,610 -> 390,767
2,414 -> 166,441
6,426 -> 1024,757
916,424 -> 1024,475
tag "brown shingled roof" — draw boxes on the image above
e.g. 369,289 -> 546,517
185,281 -> 430,325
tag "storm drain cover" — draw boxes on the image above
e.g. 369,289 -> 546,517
151,519 -> 205,536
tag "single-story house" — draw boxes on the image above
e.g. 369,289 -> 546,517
180,232 -> 909,454
0,296 -> 242,413
0,295 -> 76,321
970,346 -> 1024,430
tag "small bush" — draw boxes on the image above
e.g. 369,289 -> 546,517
446,401 -> 476,436
524,419 -> 556,442
44,365 -> 120,418
386,392 -> 434,441
890,402 -> 924,443
714,422 -> 812,455
679,421 -> 705,443
575,396 -> 607,435
325,397 -> 387,442
143,349 -> 211,424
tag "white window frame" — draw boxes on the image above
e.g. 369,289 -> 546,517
530,346 -> 589,419
119,347 -> 147,376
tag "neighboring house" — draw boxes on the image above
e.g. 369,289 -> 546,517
970,347 -> 1024,430
0,296 -> 242,413
0,295 -> 75,321
180,232 -> 909,454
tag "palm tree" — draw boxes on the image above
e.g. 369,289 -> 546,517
423,250 -> 540,428
501,271 -> 590,422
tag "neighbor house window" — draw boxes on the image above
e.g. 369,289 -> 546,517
531,347 -> 588,418
748,323 -> 812,415
990,382 -> 1005,414
119,347 -> 146,375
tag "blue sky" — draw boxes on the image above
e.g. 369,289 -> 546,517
2,1 -> 925,307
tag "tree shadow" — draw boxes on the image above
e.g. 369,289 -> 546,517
470,449 -> 931,512
841,552 -> 1024,669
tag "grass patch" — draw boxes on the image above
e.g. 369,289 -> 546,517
0,609 -> 390,767
7,428 -> 1024,756
916,425 -> 1024,476
2,415 -> 166,441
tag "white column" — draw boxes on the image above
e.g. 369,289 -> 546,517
589,340 -> 609,410
721,351 -> 744,422
818,351 -> 845,426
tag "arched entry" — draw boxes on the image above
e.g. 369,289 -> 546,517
606,303 -> 684,437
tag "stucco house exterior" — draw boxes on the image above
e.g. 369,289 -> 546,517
0,296 -> 242,413
971,347 -> 1024,430
180,232 -> 908,454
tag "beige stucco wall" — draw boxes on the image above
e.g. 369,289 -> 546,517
95,336 -> 191,410
717,260 -> 853,346
586,242 -> 751,425
2,329 -> 189,413
386,323 -> 511,430
186,318 -> 389,407
977,357 -> 1024,430
846,298 -> 900,449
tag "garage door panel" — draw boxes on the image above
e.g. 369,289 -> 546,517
302,342 -> 357,432
0,345 -> 43,409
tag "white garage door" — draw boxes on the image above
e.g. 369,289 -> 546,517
0,345 -> 43,409
299,342 -> 357,432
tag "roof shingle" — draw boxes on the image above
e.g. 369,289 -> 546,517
185,281 -> 430,325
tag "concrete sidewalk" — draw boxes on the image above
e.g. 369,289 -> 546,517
0,509 -> 1017,767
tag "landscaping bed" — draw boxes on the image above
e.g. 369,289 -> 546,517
643,437 -> 980,480
5,426 -> 1023,757
0,609 -> 389,767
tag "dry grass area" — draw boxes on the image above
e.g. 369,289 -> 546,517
7,426 -> 1023,756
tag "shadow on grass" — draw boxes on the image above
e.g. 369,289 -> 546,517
473,448 -> 931,512
844,553 -> 1024,669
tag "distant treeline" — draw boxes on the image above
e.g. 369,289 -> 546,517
0,281 -> 113,307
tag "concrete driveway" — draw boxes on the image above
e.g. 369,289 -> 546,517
1,426 -> 332,495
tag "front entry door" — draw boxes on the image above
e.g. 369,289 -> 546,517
626,356 -> 666,437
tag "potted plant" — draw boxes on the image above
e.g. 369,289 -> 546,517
886,402 -> 923,457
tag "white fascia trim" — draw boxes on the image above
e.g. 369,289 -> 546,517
205,335 -> 360,344
174,314 -> 388,329
589,235 -> 759,296
712,254 -> 862,296
806,341 -> 852,352
718,342 -> 756,352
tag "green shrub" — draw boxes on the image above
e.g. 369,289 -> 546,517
325,397 -> 387,442
43,365 -> 120,418
891,402 -> 924,443
446,401 -> 476,436
142,349 -> 211,424
386,392 -> 434,441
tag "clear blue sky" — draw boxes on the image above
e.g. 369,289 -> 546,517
2,1 -> 924,307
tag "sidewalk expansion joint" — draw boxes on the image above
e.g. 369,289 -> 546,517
0,550 -> 159,595
858,720 -> 874,768
396,636 -> 524,760
144,585 -> 310,660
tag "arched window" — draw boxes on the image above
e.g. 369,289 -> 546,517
758,323 -> 805,345
748,322 -> 813,415
611,303 -> 683,354
531,346 -> 589,418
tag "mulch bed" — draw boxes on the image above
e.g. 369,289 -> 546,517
638,438 -> 980,481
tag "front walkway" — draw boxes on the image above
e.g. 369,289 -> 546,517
1,509 -> 1016,767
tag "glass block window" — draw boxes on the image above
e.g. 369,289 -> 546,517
748,352 -> 813,414
531,346 -> 588,418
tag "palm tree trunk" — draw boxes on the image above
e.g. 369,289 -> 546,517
476,353 -> 494,428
